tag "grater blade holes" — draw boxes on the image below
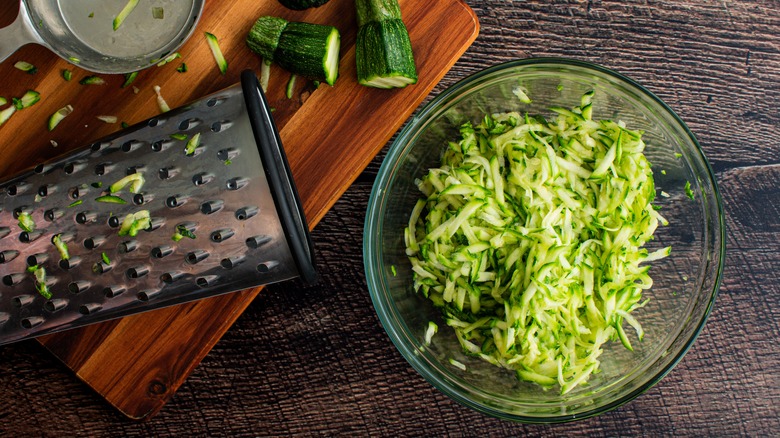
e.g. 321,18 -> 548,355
79,303 -> 102,315
236,206 -> 259,221
152,139 -> 173,152
26,253 -> 48,267
59,256 -> 81,270
127,266 -> 149,279
45,209 -> 64,222
44,299 -> 68,313
196,276 -> 218,288
151,245 -> 174,259
138,289 -> 161,302
121,140 -> 144,153
3,273 -> 24,286
211,229 -> 234,243
0,250 -> 20,263
178,118 -> 201,130
166,195 -> 189,208
20,231 -> 43,243
68,281 -> 90,294
193,173 -> 215,186
257,261 -> 280,273
76,211 -> 98,224
220,256 -> 245,269
226,177 -> 249,191
246,235 -> 271,249
161,271 -> 184,283
95,162 -> 114,176
159,166 -> 179,180
200,200 -> 224,215
13,295 -> 34,308
186,250 -> 209,264
21,317 -> 44,329
104,286 -> 126,298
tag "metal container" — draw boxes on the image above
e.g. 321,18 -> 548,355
0,70 -> 317,346
0,0 -> 204,74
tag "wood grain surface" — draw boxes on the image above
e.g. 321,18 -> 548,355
0,0 -> 478,420
1,0 -> 779,435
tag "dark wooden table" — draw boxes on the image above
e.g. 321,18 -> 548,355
1,0 -> 778,435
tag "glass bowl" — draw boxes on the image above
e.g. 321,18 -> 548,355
363,58 -> 725,423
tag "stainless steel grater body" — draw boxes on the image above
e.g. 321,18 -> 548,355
0,71 -> 316,346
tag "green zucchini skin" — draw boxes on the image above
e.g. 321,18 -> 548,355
246,16 -> 289,61
247,17 -> 341,86
355,0 -> 402,25
355,15 -> 417,88
278,0 -> 331,10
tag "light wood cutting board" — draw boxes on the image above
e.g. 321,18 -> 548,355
0,0 -> 478,419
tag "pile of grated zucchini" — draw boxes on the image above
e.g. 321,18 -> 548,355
404,91 -> 670,394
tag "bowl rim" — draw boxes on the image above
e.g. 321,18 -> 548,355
363,57 -> 726,423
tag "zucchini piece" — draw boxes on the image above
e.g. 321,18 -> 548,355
152,7 -> 164,19
95,194 -> 127,204
13,90 -> 40,110
205,32 -> 228,75
286,74 -> 297,99
176,63 -> 188,73
355,0 -> 417,88
97,115 -> 118,124
0,106 -> 15,126
14,61 -> 37,74
48,105 -> 74,131
62,69 -> 73,81
122,72 -> 138,88
278,0 -> 331,10
259,59 -> 271,92
247,17 -> 341,86
113,0 -> 139,30
109,172 -> 145,194
0,97 -> 5,106
276,22 -> 341,85
156,52 -> 181,67
172,224 -> 196,241
80,75 -> 106,85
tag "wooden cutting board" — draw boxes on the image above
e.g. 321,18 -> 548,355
0,0 -> 478,420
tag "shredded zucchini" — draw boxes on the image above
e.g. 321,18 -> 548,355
185,133 -> 201,156
118,210 -> 151,237
205,32 -> 228,75
405,92 -> 669,394
113,0 -> 139,30
153,85 -> 170,112
52,234 -> 70,261
18,212 -> 35,232
32,266 -> 51,299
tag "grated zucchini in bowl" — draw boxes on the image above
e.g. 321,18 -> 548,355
404,91 -> 670,394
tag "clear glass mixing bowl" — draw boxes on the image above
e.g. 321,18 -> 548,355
364,58 -> 725,422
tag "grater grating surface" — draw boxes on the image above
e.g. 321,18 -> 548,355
0,71 -> 316,345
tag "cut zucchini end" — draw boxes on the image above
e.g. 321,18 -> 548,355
323,28 -> 341,86
359,74 -> 417,89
